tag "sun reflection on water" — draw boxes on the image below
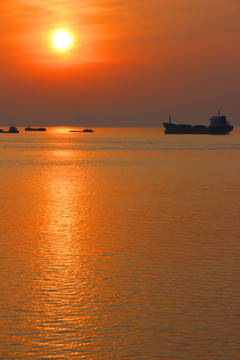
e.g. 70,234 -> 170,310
31,146 -> 99,352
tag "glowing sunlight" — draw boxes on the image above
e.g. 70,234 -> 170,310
52,30 -> 72,51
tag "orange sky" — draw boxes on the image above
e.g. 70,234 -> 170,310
1,0 -> 240,126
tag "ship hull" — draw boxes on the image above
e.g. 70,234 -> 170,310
0,127 -> 19,133
69,129 -> 94,133
25,127 -> 46,131
163,123 -> 233,135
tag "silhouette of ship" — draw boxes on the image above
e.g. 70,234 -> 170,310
163,112 -> 234,134
69,129 -> 94,133
25,127 -> 46,131
0,126 -> 19,133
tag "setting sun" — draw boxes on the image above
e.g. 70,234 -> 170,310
53,30 -> 72,50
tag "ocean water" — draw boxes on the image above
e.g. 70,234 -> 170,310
0,127 -> 240,359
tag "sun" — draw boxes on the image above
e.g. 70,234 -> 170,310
53,30 -> 72,51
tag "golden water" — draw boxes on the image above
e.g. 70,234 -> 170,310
0,128 -> 240,359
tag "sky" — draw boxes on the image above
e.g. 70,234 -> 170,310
0,0 -> 240,127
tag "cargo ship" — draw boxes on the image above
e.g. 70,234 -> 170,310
69,129 -> 94,133
25,127 -> 46,131
163,112 -> 234,134
0,126 -> 19,133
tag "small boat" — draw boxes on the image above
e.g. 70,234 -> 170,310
163,112 -> 234,135
25,127 -> 46,131
0,126 -> 19,133
69,128 -> 94,133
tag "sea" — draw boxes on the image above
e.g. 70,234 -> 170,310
0,126 -> 240,359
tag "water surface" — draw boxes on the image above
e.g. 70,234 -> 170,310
0,127 -> 240,359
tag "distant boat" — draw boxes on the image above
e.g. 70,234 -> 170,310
69,129 -> 94,133
0,126 -> 19,133
25,127 -> 46,131
163,112 -> 234,135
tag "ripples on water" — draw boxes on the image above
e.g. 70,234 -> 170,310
0,127 -> 240,359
